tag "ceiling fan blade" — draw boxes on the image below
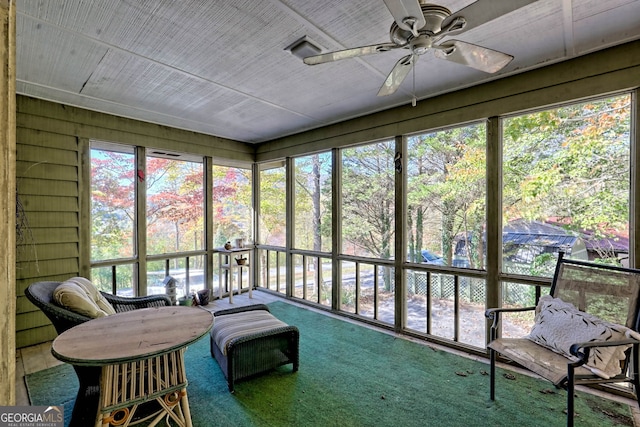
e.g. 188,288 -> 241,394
434,40 -> 513,73
383,0 -> 426,32
378,54 -> 415,96
441,0 -> 539,34
303,42 -> 401,65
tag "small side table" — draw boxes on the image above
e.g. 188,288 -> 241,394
216,247 -> 253,303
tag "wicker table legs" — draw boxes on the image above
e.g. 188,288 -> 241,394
96,348 -> 192,427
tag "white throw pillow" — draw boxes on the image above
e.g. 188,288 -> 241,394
53,277 -> 116,318
527,295 -> 638,379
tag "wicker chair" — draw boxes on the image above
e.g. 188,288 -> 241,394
486,253 -> 640,427
25,280 -> 173,427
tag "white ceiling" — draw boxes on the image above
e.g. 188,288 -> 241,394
15,0 -> 640,143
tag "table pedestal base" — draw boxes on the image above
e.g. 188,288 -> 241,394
96,348 -> 192,427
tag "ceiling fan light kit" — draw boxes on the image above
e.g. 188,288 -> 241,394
303,0 -> 538,97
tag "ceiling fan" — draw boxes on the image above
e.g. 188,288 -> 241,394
303,0 -> 538,97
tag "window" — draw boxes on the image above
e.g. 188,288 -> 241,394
502,95 -> 631,277
292,152 -> 333,307
146,156 -> 204,254
91,144 -> 222,297
258,162 -> 287,294
294,152 -> 332,252
212,165 -> 252,298
91,145 -> 135,260
212,165 -> 252,248
407,123 -> 487,268
145,155 -> 205,295
340,141 -> 396,323
341,141 -> 395,259
405,123 -> 487,346
90,143 -> 136,293
499,94 -> 631,339
258,162 -> 286,246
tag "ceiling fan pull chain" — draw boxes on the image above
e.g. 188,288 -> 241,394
412,58 -> 417,107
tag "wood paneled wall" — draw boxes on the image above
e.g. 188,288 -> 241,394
15,96 -> 253,348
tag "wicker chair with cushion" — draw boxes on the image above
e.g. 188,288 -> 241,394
25,279 -> 173,427
25,280 -> 172,335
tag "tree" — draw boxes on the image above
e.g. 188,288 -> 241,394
503,95 -> 631,261
341,141 -> 395,259
407,124 -> 486,268
294,153 -> 333,295
92,153 -> 252,274
212,166 -> 252,247
91,150 -> 136,260
146,158 -> 204,258
259,166 -> 287,246
294,153 -> 332,252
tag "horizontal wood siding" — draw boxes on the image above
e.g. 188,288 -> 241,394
16,97 -> 254,162
15,96 -> 254,348
15,126 -> 80,348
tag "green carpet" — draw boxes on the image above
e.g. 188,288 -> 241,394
26,301 -> 634,426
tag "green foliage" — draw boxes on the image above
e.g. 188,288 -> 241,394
402,95 -> 631,271
503,96 -> 630,235
259,166 -> 287,245
585,295 -> 627,325
340,286 -> 356,310
529,253 -> 557,276
407,123 -> 486,267
341,141 -> 395,259
294,153 -> 332,252
212,165 -> 252,245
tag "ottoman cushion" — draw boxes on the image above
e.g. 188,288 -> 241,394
212,309 -> 289,356
209,304 -> 299,392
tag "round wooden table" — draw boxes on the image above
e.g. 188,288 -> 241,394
52,306 -> 214,427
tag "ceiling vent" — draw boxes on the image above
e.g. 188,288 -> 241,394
151,151 -> 181,157
285,36 -> 322,60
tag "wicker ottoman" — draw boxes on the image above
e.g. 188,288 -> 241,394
210,304 -> 299,392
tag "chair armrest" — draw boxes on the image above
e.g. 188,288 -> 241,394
569,338 -> 640,365
485,306 -> 536,341
102,292 -> 172,312
485,306 -> 536,327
